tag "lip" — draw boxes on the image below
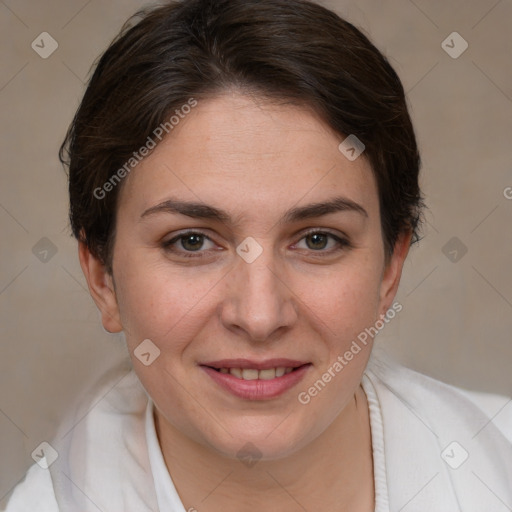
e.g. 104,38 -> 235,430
200,358 -> 308,370
200,359 -> 311,400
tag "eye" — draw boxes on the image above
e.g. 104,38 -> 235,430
162,231 -> 217,258
162,229 -> 350,260
294,230 -> 350,253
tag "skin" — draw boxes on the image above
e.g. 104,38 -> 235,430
79,91 -> 411,511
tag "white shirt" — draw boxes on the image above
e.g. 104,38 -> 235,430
3,350 -> 512,511
145,398 -> 187,511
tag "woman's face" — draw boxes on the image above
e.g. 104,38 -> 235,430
87,92 -> 408,459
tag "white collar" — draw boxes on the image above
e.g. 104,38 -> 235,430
145,400 -> 187,512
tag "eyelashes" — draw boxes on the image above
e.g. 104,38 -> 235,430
293,230 -> 350,252
162,229 -> 352,260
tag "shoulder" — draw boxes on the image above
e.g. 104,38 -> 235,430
2,463 -> 59,512
456,386 -> 512,444
365,348 -> 512,443
364,349 -> 512,507
2,361 -> 149,512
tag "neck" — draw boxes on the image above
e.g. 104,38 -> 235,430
155,385 -> 374,512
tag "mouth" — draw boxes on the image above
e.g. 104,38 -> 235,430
199,359 -> 311,400
213,366 -> 296,379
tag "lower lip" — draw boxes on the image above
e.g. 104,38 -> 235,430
201,365 -> 311,400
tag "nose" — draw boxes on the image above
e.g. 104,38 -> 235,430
219,250 -> 298,343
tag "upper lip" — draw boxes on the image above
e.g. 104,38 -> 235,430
200,358 -> 309,370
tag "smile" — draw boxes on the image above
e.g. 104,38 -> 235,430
215,367 -> 295,379
200,359 -> 311,400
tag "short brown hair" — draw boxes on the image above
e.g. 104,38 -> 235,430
60,0 -> 424,273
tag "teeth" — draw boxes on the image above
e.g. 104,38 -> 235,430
217,367 -> 297,380
241,369 -> 259,380
259,368 -> 276,380
230,368 -> 242,378
275,367 -> 285,377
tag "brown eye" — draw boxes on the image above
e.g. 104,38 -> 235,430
162,231 -> 217,258
295,230 -> 349,253
305,232 -> 329,250
180,233 -> 205,251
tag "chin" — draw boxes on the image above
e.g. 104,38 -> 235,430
201,414 -> 315,462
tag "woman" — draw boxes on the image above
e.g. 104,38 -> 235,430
5,0 -> 511,510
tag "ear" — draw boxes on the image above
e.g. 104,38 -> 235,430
377,230 -> 412,316
78,241 -> 123,333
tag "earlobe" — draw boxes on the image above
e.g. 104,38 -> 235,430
378,231 -> 412,316
78,241 -> 123,333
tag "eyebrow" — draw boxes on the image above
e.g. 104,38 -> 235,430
140,195 -> 368,224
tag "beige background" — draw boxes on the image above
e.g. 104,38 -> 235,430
1,0 -> 511,502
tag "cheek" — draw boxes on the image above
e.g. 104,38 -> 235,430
112,253 -> 222,351
293,267 -> 380,427
297,260 -> 382,341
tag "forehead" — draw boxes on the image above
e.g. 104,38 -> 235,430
118,92 -> 378,222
